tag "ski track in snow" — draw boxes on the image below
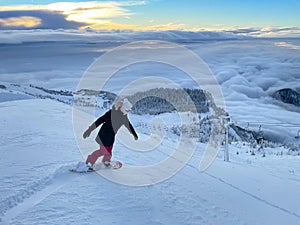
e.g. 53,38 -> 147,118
151,177 -> 244,225
204,172 -> 300,219
1,152 -> 300,225
0,164 -> 81,225
181,156 -> 300,221
1,166 -> 243,225
1,143 -> 299,225
155,147 -> 300,224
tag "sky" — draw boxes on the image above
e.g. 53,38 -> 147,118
0,0 -> 300,35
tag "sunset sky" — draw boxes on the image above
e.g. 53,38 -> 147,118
0,0 -> 299,33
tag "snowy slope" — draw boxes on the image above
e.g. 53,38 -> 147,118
0,97 -> 299,225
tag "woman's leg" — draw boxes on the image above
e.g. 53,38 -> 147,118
101,145 -> 113,163
86,145 -> 113,165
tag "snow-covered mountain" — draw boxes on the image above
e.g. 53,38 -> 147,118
272,88 -> 300,107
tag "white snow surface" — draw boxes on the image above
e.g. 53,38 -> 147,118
0,97 -> 299,225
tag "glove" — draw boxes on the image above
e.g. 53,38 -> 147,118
83,127 -> 92,139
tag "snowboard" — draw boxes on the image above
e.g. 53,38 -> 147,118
69,161 -> 122,173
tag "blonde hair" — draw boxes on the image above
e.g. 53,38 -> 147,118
113,97 -> 123,110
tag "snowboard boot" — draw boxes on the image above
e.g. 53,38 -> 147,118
103,161 -> 111,168
86,162 -> 95,171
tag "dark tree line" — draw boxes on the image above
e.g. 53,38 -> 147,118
127,88 -> 209,115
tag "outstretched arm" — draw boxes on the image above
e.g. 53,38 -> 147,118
83,110 -> 111,139
125,121 -> 138,140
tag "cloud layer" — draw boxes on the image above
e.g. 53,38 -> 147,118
225,26 -> 300,38
0,29 -> 243,44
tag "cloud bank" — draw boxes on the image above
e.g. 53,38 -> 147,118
0,29 -> 244,44
195,39 -> 300,141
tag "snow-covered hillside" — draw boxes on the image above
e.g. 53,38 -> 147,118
1,82 -> 299,147
0,90 -> 300,225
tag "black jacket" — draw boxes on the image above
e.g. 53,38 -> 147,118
92,108 -> 138,146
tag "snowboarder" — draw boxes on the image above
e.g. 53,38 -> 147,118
83,98 -> 138,169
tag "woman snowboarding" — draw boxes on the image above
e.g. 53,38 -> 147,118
83,98 -> 138,169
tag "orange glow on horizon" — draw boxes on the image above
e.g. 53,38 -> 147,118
0,16 -> 41,28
